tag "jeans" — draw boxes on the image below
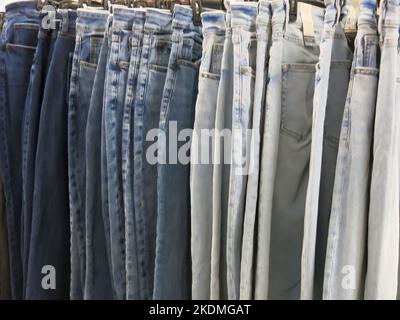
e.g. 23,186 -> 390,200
226,2 -> 258,300
85,14 -> 114,300
154,4 -> 202,300
0,176 -> 11,299
255,0 -> 287,299
21,13 -> 58,298
122,8 -> 145,301
68,9 -> 109,300
133,8 -> 172,300
103,7 -> 135,300
0,1 -> 39,299
25,9 -> 76,299
256,0 -> 351,299
365,0 -> 400,300
190,10 -> 225,300
211,1 -> 233,300
323,0 -> 379,299
240,0 -> 272,300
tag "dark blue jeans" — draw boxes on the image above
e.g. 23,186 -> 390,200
84,15 -> 113,301
25,9 -> 77,299
0,1 -> 39,299
68,9 -> 109,300
21,14 -> 59,298
154,5 -> 202,300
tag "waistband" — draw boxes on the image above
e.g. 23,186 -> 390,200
230,2 -> 258,30
77,8 -> 109,34
58,9 -> 77,36
144,9 -> 172,33
201,10 -> 226,34
379,0 -> 400,28
132,9 -> 146,32
358,0 -> 378,26
5,1 -> 37,15
172,5 -> 202,34
112,7 -> 135,30
258,1 -> 273,29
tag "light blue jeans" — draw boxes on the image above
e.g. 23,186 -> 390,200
323,0 -> 379,300
211,1 -> 233,300
226,1 -> 258,300
240,0 -> 272,300
190,10 -> 225,300
365,0 -> 400,300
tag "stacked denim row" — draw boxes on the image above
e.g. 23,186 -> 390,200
0,0 -> 399,301
191,0 -> 400,301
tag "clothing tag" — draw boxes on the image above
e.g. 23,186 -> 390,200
344,0 -> 360,33
299,3 -> 316,46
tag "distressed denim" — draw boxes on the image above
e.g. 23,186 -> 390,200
365,0 -> 400,300
103,7 -> 135,300
155,5 -> 202,300
21,13 -> 58,297
240,0 -> 272,300
323,0 -> 379,299
256,0 -> 351,299
68,9 -> 108,300
301,0 -> 353,300
85,14 -> 113,300
25,9 -> 76,299
190,10 -> 225,300
226,1 -> 258,300
122,8 -> 146,300
211,1 -> 233,300
133,8 -> 172,300
255,0 -> 287,299
0,1 -> 39,299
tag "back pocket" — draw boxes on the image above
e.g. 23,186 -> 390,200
281,63 -> 316,141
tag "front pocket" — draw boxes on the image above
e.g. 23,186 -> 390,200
6,43 -> 36,52
281,63 -> 316,141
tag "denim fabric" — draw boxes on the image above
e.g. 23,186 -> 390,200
190,10 -> 225,300
323,0 -> 379,299
25,9 -> 76,299
133,8 -> 172,300
240,0 -> 272,300
256,0 -> 323,299
21,12 -> 58,297
0,176 -> 11,299
255,0 -> 287,300
103,7 -> 135,300
301,0 -> 353,300
0,1 -> 39,299
154,5 -> 202,300
226,2 -> 258,300
100,17 -> 113,299
122,9 -> 145,300
365,0 -> 400,300
85,14 -> 113,300
211,1 -> 233,300
68,9 -> 109,300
